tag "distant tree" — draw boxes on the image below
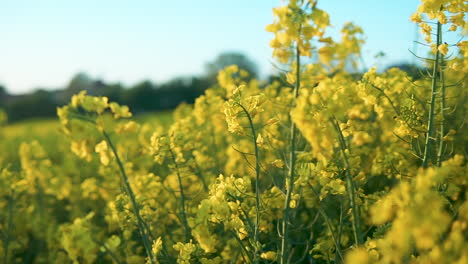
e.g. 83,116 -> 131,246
0,84 -> 7,124
123,80 -> 158,113
6,89 -> 57,122
205,52 -> 258,81
157,76 -> 208,109
66,72 -> 93,92
385,62 -> 426,80
100,82 -> 124,103
190,76 -> 211,97
0,84 -> 7,95
0,85 -> 8,106
54,72 -> 95,104
0,108 -> 6,125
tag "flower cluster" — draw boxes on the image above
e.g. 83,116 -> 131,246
0,0 -> 466,263
266,0 -> 331,62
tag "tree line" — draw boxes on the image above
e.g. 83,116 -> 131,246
0,52 -> 258,123
0,50 -> 421,123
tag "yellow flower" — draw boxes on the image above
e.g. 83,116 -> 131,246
109,102 -> 132,119
271,159 -> 285,168
71,90 -> 87,107
57,105 -> 70,125
70,140 -> 93,162
286,72 -> 296,85
276,32 -> 291,45
265,23 -> 281,33
200,257 -> 223,264
260,251 -> 277,260
438,43 -> 448,55
149,237 -> 163,263
272,6 -> 289,18
410,12 -> 422,23
419,23 -> 432,43
238,227 -> 248,240
318,46 -> 333,65
217,65 -> 239,90
437,12 -> 447,24
103,235 -> 121,251
327,179 -> 346,194
265,118 -> 279,126
95,140 -> 111,166
302,26 -> 317,39
115,121 -> 140,134
319,36 -> 333,44
256,133 -> 264,148
311,8 -> 330,29
82,95 -> 109,114
450,12 -> 465,27
346,248 -> 370,264
173,241 -> 196,264
448,24 -> 457,31
352,131 -> 372,146
289,199 -> 297,208
60,213 -> 98,264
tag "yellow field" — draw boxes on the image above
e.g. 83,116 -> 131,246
0,1 -> 466,263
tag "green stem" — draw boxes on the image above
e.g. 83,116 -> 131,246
168,147 -> 191,243
436,55 -> 446,167
35,178 -> 47,260
332,119 -> 363,246
309,185 -> 345,263
3,194 -> 14,264
237,103 -> 261,264
230,230 -> 254,263
102,131 -> 155,264
192,159 -> 209,192
422,22 -> 442,168
281,42 -> 301,264
336,199 -> 344,263
94,238 -> 125,264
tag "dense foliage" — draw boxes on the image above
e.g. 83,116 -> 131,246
0,0 -> 466,263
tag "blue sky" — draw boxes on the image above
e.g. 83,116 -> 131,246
1,0 -> 424,94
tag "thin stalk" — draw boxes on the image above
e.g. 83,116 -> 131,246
3,194 -> 14,264
331,120 -> 363,246
369,83 -> 426,134
102,131 -> 155,264
192,159 -> 208,192
237,103 -> 261,264
35,179 -> 47,260
281,42 -> 301,264
168,147 -> 191,242
210,128 -> 223,173
422,22 -> 442,168
436,55 -> 446,167
230,230 -> 254,264
94,238 -> 125,264
319,205 -> 344,263
309,185 -> 345,263
335,199 -> 344,264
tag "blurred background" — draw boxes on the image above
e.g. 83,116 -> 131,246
0,0 -> 429,122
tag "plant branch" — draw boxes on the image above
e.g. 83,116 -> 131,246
102,130 -> 156,264
236,102 -> 261,264
422,22 -> 442,168
281,36 -> 301,264
168,147 -> 191,243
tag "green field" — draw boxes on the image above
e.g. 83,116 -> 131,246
0,111 -> 172,170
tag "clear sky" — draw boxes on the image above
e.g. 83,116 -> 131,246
1,0 -> 424,94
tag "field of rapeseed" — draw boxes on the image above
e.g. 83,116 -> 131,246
0,0 -> 466,263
